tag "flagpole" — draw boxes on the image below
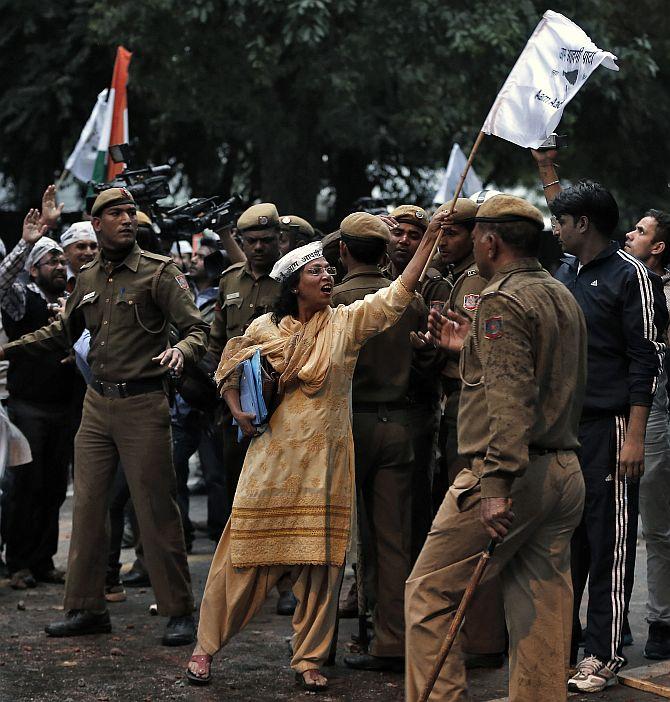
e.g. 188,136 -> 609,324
54,169 -> 69,192
419,130 -> 486,282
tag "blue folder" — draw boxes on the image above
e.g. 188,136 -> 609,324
233,349 -> 269,442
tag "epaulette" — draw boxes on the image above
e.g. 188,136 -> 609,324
80,259 -> 97,271
424,267 -> 443,281
139,249 -> 171,264
220,261 -> 247,276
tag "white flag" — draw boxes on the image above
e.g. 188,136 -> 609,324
433,143 -> 483,205
482,10 -> 618,149
64,89 -> 109,182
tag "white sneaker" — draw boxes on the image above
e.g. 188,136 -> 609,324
568,655 -> 618,693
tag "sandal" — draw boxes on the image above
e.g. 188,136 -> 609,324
186,653 -> 212,686
295,670 -> 329,692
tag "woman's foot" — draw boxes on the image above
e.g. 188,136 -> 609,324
186,643 -> 212,686
295,669 -> 328,691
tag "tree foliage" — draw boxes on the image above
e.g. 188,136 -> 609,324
0,0 -> 668,228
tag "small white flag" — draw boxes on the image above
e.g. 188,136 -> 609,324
482,10 -> 618,149
433,144 -> 483,205
64,89 -> 109,183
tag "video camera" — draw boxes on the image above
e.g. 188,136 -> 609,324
88,144 -> 244,242
155,194 -> 243,241
90,143 -> 173,207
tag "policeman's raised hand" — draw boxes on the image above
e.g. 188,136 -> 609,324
153,347 -> 185,376
234,410 -> 258,439
618,436 -> 645,481
378,215 -> 399,233
431,308 -> 470,354
22,209 -> 47,245
480,497 -> 515,542
39,184 -> 64,230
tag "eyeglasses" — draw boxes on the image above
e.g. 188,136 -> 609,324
37,257 -> 67,268
304,265 -> 337,276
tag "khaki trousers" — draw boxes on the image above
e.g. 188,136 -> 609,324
353,408 -> 414,657
405,452 -> 585,702
443,393 -> 506,657
64,388 -> 193,616
198,523 -> 343,673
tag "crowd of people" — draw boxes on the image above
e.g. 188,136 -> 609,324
0,145 -> 669,702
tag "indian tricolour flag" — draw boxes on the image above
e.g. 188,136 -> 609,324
65,46 -> 132,184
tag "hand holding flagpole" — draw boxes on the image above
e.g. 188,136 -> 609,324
420,10 -> 618,283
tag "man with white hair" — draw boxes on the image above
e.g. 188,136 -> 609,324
60,221 -> 98,292
0,209 -> 77,590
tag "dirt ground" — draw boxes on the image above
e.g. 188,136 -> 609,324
0,494 -> 666,701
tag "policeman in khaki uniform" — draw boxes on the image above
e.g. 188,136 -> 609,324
0,188 -> 209,645
383,205 -> 443,560
432,198 -> 507,669
206,203 -> 296,614
331,216 -> 429,672
383,205 -> 452,304
279,214 -> 315,255
405,195 -> 587,702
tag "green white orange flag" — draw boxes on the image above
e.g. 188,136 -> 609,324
65,46 -> 132,184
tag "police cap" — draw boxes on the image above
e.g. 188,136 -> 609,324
339,212 -> 390,243
434,198 -> 478,223
390,205 -> 429,231
475,194 -> 544,229
280,215 -> 315,242
237,203 -> 280,233
91,187 -> 136,217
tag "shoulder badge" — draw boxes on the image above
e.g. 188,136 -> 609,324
484,315 -> 503,339
175,273 -> 189,290
463,293 -> 480,311
466,268 -> 478,277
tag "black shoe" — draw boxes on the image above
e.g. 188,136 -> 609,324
122,570 -> 151,588
465,652 -> 505,669
343,653 -> 404,672
33,567 -> 66,584
162,614 -> 196,646
645,622 -> 670,660
276,590 -> 297,616
45,610 -> 111,637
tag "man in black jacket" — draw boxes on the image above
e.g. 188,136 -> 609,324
0,212 -> 75,590
551,182 -> 668,693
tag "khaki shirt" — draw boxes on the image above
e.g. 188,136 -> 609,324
383,261 -> 452,307
332,266 -> 429,404
457,258 -> 587,498
443,255 -> 488,380
4,244 -> 208,382
208,262 -> 280,359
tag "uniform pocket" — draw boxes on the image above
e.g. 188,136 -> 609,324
450,468 -> 481,511
223,296 -> 244,334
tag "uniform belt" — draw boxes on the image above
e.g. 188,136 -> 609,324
352,400 -> 410,412
91,378 -> 164,399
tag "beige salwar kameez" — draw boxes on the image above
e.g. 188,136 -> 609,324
197,276 -> 416,671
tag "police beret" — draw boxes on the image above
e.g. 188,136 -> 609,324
280,215 -> 315,242
91,187 -> 136,217
320,230 -> 341,249
434,198 -> 478,223
475,194 -> 544,229
136,211 -> 152,227
340,212 -> 390,243
237,203 -> 280,233
390,205 -> 429,231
